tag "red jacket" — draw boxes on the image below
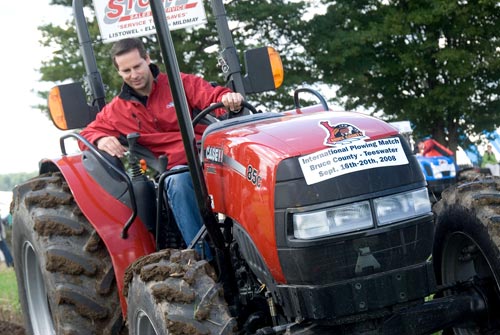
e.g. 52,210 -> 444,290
79,65 -> 231,169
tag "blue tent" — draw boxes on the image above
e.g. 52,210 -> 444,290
488,129 -> 500,153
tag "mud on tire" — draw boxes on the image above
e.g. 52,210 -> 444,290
432,178 -> 500,334
11,172 -> 123,334
124,248 -> 237,335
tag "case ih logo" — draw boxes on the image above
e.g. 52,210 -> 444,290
205,146 -> 224,163
319,121 -> 366,146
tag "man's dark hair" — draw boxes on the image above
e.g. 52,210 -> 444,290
110,38 -> 148,68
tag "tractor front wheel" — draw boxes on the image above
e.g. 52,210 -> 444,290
124,248 -> 237,335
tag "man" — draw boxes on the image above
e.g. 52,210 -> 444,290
80,38 -> 244,257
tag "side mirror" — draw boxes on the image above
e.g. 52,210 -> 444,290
243,46 -> 284,94
48,82 -> 99,130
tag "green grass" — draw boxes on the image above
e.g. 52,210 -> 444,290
0,264 -> 23,324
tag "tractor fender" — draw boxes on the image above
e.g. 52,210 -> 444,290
39,155 -> 156,314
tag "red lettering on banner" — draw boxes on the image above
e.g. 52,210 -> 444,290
102,0 -> 202,26
106,0 -> 124,20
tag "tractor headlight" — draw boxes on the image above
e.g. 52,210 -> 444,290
293,201 -> 373,239
292,188 -> 431,239
374,188 -> 431,226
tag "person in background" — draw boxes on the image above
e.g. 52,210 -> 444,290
416,138 -> 453,157
79,38 -> 244,259
481,144 -> 499,177
416,141 -> 425,155
0,212 -> 14,267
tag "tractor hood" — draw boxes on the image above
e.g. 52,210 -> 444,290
201,111 -> 405,205
203,111 -> 399,159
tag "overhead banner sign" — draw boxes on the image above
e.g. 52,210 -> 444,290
93,0 -> 208,43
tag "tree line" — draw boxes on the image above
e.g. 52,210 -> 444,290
38,0 -> 499,156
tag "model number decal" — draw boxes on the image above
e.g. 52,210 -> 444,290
299,138 -> 409,185
246,165 -> 262,188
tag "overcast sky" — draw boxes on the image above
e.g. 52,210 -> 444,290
0,2 -> 74,174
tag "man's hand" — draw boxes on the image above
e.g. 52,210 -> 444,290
221,92 -> 244,112
96,136 -> 127,158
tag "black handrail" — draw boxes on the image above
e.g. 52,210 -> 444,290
59,133 -> 138,238
293,87 -> 330,111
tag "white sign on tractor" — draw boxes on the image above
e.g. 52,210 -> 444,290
93,0 -> 207,43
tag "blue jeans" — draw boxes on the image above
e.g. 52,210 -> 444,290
0,240 -> 13,267
164,166 -> 212,260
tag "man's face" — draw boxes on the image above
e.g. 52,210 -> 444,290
115,49 -> 152,94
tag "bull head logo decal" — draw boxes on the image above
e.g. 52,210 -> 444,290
319,121 -> 366,146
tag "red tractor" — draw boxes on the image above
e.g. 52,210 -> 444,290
10,0 -> 500,334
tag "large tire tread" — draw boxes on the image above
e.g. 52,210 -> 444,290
124,249 -> 237,335
433,178 -> 500,334
11,172 -> 124,334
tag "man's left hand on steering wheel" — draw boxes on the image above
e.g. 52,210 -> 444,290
221,92 -> 244,112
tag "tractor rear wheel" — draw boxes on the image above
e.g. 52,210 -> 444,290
432,178 -> 500,334
11,172 -> 124,334
124,248 -> 237,335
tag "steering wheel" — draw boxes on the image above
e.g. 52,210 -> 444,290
192,101 -> 259,127
293,87 -> 330,111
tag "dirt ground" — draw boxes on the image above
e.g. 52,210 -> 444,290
0,320 -> 25,335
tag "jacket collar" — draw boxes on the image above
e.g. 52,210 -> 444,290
118,63 -> 160,103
